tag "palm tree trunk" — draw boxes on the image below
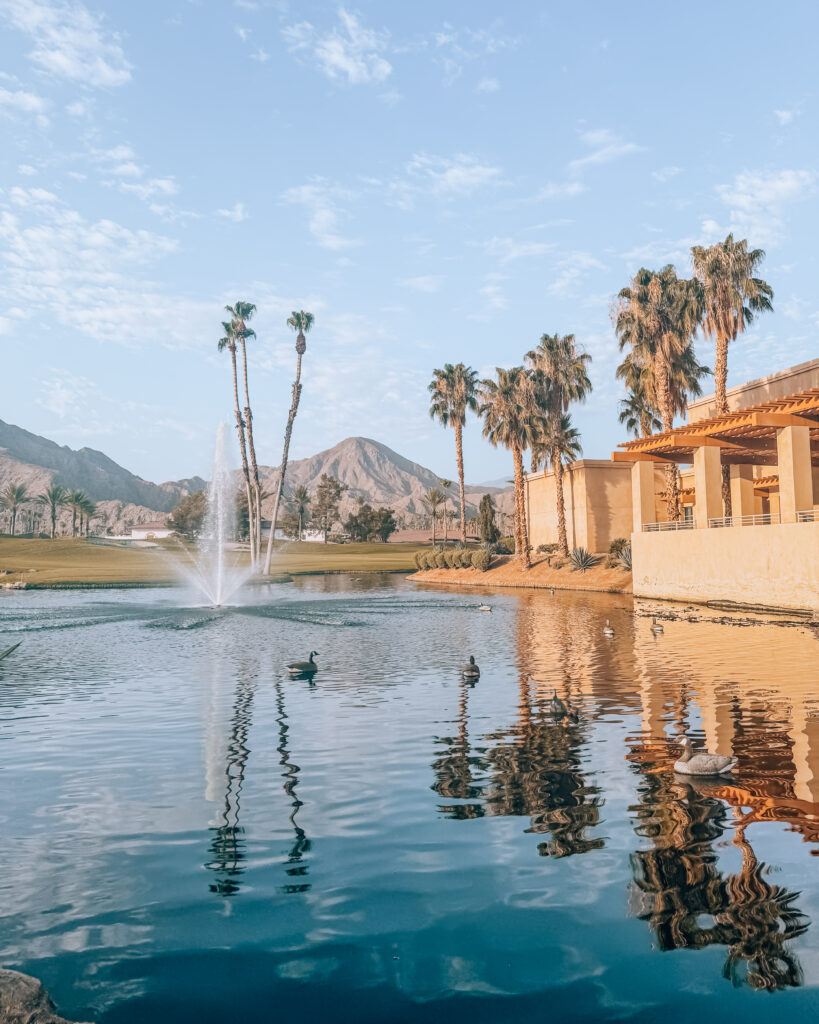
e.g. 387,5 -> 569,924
229,345 -> 255,565
512,445 -> 530,569
455,421 -> 467,545
262,354 -> 304,575
443,500 -> 448,546
555,453 -> 568,556
431,507 -> 437,547
11,508 -> 16,536
239,336 -> 263,567
655,363 -> 680,521
714,333 -> 733,517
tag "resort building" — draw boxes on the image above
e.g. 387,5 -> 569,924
129,521 -> 173,540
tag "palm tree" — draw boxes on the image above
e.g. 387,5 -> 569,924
78,495 -> 97,537
39,483 -> 67,538
218,318 -> 256,564
65,489 -> 84,537
0,483 -> 29,536
525,333 -> 592,473
428,363 -> 479,545
692,235 -> 773,514
289,485 -> 311,541
615,266 -> 703,520
421,486 -> 445,547
263,311 -> 315,576
438,478 -> 453,546
225,301 -> 262,562
479,367 -> 540,569
536,414 -> 582,556
618,386 -> 662,439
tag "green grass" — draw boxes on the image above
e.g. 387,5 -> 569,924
0,537 -> 425,586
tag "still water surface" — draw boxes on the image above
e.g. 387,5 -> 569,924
1,575 -> 818,1022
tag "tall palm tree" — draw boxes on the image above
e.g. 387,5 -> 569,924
225,301 -> 262,562
421,486 -> 445,547
0,483 -> 29,536
692,235 -> 773,513
525,332 -> 592,473
615,266 -> 703,520
263,311 -> 315,576
65,489 -> 84,537
479,367 -> 540,569
428,363 -> 479,545
218,318 -> 256,564
618,386 -> 662,439
290,485 -> 311,541
438,478 -> 453,546
537,414 -> 582,556
39,483 -> 67,538
77,495 -> 97,537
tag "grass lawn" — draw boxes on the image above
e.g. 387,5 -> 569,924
0,538 -> 425,587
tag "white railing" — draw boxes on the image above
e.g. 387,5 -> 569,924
797,509 -> 819,522
708,513 -> 781,528
643,520 -> 695,532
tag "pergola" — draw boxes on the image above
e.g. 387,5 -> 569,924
612,388 -> 819,531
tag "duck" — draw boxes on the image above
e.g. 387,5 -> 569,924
0,640 -> 21,662
461,655 -> 480,680
286,651 -> 318,676
603,619 -> 615,637
478,604 -> 492,612
673,737 -> 737,776
550,588 -> 555,595
651,618 -> 664,635
549,689 -> 567,718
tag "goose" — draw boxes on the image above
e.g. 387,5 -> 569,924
461,655 -> 480,680
603,619 -> 615,637
673,737 -> 737,776
0,640 -> 21,662
286,651 -> 318,676
549,689 -> 567,718
550,588 -> 555,595
651,618 -> 664,635
478,604 -> 492,612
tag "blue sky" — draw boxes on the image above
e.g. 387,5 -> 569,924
1,1 -> 817,485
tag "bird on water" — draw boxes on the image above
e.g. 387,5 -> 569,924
673,737 -> 737,776
461,655 -> 481,680
286,651 -> 319,676
603,619 -> 615,637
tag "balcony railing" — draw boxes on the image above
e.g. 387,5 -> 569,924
708,513 -> 781,528
643,519 -> 695,532
797,509 -> 819,522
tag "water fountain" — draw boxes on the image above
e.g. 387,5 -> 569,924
175,423 -> 253,606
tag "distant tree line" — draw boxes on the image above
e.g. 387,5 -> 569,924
0,481 -> 97,538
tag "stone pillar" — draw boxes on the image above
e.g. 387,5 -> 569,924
729,464 -> 756,521
776,425 -> 814,523
693,445 -> 723,529
631,460 -> 656,533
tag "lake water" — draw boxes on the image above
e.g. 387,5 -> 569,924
1,575 -> 819,1023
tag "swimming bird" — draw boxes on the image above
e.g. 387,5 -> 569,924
0,641 -> 21,662
461,655 -> 480,680
286,651 -> 318,676
673,737 -> 737,776
478,604 -> 492,612
603,619 -> 615,637
550,689 -> 568,718
550,588 -> 555,595
651,618 -> 664,635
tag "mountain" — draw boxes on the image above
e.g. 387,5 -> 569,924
258,436 -> 511,520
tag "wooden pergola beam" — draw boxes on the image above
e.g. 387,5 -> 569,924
611,451 -> 673,464
750,411 -> 819,428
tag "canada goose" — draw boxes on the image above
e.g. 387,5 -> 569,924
0,641 -> 21,662
549,689 -> 567,718
461,655 -> 480,680
651,618 -> 664,635
603,619 -> 615,637
674,737 -> 737,776
286,651 -> 318,676
478,604 -> 492,612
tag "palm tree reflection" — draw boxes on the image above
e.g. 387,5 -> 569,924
629,772 -> 808,989
275,679 -> 311,893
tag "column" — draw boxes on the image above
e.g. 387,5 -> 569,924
631,460 -> 656,532
776,425 -> 814,523
729,464 -> 757,522
693,445 -> 723,529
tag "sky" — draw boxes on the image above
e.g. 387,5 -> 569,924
1,0 -> 818,486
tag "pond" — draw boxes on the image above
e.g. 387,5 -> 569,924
1,576 -> 818,1023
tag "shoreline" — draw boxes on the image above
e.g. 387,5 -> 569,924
409,553 -> 633,596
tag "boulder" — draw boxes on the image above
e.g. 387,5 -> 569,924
0,968 -> 92,1024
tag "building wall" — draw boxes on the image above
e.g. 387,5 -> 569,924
688,358 -> 819,422
526,460 -> 633,551
632,521 -> 819,611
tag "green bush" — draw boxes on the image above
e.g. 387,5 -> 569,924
443,549 -> 458,568
414,551 -> 425,570
435,551 -> 448,568
493,537 -> 515,554
569,546 -> 599,573
454,549 -> 469,567
537,543 -> 559,554
608,537 -> 629,556
471,549 -> 491,572
552,557 -> 566,570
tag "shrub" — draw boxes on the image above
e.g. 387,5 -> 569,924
435,551 -> 448,569
414,551 -> 425,570
552,557 -> 566,570
493,537 -> 515,555
537,543 -> 559,554
471,549 -> 491,572
609,537 -> 629,556
455,549 -> 470,567
618,544 -> 633,571
569,547 -> 598,572
425,551 -> 438,570
444,549 -> 458,568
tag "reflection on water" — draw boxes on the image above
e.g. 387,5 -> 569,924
1,579 -> 819,1022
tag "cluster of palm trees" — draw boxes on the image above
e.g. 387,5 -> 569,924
429,337 -> 592,570
0,481 -> 97,538
217,304 -> 315,575
420,478 -> 457,545
616,234 -> 772,519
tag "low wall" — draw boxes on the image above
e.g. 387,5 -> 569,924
632,521 -> 819,612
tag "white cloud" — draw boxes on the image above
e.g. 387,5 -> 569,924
250,47 -> 269,63
468,272 -> 507,321
405,152 -> 502,197
7,184 -> 59,205
120,177 -> 179,201
66,99 -> 87,116
282,179 -> 359,250
569,129 -> 643,172
0,84 -> 47,113
485,236 -> 553,264
774,109 -> 796,126
217,202 -> 248,222
536,181 -> 586,200
715,168 -> 815,245
38,368 -> 95,417
652,166 -> 681,182
476,77 -> 499,93
235,25 -> 250,42
397,275 -> 441,293
18,163 -> 37,175
547,251 -> 606,296
283,8 -> 391,86
0,0 -> 132,88
431,22 -> 518,84
111,161 -> 143,178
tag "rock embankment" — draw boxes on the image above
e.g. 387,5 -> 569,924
411,553 -> 632,594
0,968 -> 92,1023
